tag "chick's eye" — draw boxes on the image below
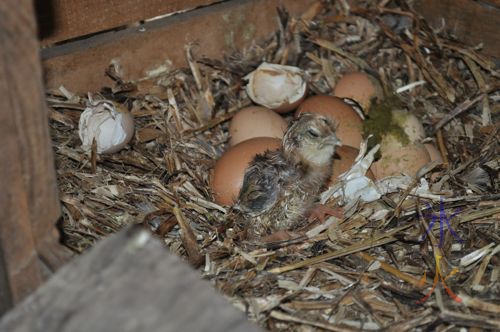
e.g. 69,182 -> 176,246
307,128 -> 320,138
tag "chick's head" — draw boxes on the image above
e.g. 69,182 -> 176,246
283,112 -> 341,166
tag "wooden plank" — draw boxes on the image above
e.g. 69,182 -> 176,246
36,0 -> 223,46
0,0 -> 47,313
0,0 -> 68,313
0,226 -> 262,332
414,0 -> 500,59
41,0 -> 316,93
478,0 -> 500,8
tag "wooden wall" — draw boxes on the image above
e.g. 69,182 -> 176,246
0,0 -> 67,315
36,0 -> 224,46
40,0 -> 316,93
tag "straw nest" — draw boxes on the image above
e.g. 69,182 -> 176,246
48,1 -> 499,330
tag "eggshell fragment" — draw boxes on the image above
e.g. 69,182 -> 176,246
79,102 -> 135,154
296,95 -> 363,148
229,106 -> 288,146
211,137 -> 281,205
370,134 -> 431,179
330,146 -> 375,184
245,63 -> 307,113
333,72 -> 383,112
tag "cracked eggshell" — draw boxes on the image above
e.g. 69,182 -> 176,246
211,137 -> 281,205
370,134 -> 430,179
229,106 -> 288,146
330,146 -> 375,184
296,95 -> 363,148
333,71 -> 383,113
79,102 -> 135,154
245,63 -> 306,113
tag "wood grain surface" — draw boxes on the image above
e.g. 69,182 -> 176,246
0,0 -> 67,314
0,227 -> 262,332
41,0 -> 315,93
37,0 -> 223,46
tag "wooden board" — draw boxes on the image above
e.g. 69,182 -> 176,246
41,0 -> 316,93
0,226 -> 262,332
414,0 -> 500,59
0,0 -> 65,314
37,0 -> 223,46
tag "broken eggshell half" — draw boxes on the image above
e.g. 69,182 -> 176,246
244,62 -> 307,113
79,101 -> 135,154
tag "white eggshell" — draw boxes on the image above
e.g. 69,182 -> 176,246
79,102 -> 135,154
245,62 -> 306,113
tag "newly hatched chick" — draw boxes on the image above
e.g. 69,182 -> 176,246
233,112 -> 341,238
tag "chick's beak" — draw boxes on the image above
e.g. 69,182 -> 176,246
321,136 -> 342,148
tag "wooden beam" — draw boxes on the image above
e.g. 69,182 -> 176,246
36,0 -> 224,46
414,0 -> 500,59
41,0 -> 316,93
0,227 -> 262,332
0,0 -> 67,313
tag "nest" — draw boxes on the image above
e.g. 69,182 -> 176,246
48,1 -> 499,330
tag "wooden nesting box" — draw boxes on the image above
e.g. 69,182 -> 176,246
0,0 -> 498,328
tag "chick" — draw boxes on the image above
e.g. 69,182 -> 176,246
233,112 -> 342,238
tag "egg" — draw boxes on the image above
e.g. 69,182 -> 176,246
79,101 -> 135,154
424,143 -> 443,163
296,95 -> 363,148
211,137 -> 281,205
330,146 -> 375,184
229,106 -> 288,146
245,63 -> 307,113
333,72 -> 383,112
392,109 -> 426,142
370,134 -> 431,179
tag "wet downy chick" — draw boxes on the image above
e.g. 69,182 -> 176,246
233,112 -> 341,238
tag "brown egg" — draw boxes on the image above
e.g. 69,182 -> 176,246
370,134 -> 431,179
296,95 -> 363,148
229,106 -> 288,146
329,146 -> 375,184
211,137 -> 281,205
424,143 -> 443,163
333,72 -> 383,113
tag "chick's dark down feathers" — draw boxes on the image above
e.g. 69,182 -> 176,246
230,113 -> 340,238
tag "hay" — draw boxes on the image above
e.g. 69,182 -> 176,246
48,1 -> 499,330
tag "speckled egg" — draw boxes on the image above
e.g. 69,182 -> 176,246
370,134 -> 431,179
392,109 -> 426,143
